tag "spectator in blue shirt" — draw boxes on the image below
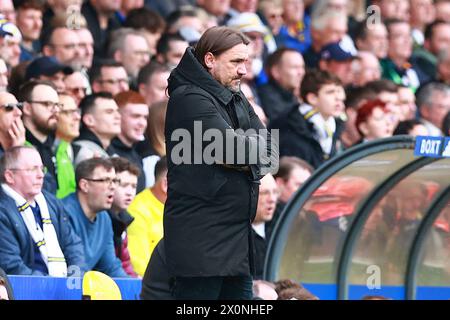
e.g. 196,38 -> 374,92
62,157 -> 128,278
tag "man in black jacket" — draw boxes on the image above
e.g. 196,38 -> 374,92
81,0 -> 122,61
257,48 -> 304,123
73,92 -> 121,167
18,80 -> 60,194
164,26 -> 278,300
111,91 -> 148,192
251,173 -> 279,280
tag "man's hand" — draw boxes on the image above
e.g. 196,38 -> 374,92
8,117 -> 26,147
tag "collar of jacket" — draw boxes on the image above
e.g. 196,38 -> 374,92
110,137 -> 133,152
25,128 -> 55,149
168,47 -> 234,106
75,126 -> 106,149
267,78 -> 297,102
108,210 -> 135,229
382,57 -> 411,74
288,104 -> 345,139
283,103 -> 316,139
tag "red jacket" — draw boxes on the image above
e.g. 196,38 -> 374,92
109,210 -> 138,278
116,233 -> 138,278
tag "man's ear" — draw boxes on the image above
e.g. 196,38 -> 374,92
91,81 -> 101,93
163,176 -> 168,193
420,106 -> 429,119
22,102 -> 33,117
270,65 -> 280,82
4,170 -> 14,185
78,178 -> 89,193
204,52 -> 215,69
274,176 -> 284,187
138,83 -> 147,98
274,177 -> 286,193
318,59 -> 327,71
42,45 -> 54,57
82,113 -> 95,128
113,50 -> 123,63
306,92 -> 318,106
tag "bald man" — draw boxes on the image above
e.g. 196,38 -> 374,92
252,174 -> 279,279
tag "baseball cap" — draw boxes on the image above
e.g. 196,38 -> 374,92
227,12 -> 268,35
0,17 -> 22,40
320,41 -> 356,62
25,56 -> 74,81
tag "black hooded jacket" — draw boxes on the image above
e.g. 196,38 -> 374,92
163,47 -> 277,277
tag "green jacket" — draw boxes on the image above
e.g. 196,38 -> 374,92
55,140 -> 76,199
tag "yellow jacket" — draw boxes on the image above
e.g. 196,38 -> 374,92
127,188 -> 164,277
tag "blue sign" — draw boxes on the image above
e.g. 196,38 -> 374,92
442,137 -> 450,158
414,136 -> 444,158
8,275 -> 142,300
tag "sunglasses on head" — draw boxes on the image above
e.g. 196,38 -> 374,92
0,102 -> 23,112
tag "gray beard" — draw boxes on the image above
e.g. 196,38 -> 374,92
227,81 -> 241,93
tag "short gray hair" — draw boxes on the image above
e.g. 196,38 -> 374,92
106,28 -> 146,58
0,146 -> 37,183
311,9 -> 347,31
416,82 -> 450,109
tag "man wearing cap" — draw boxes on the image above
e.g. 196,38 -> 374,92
319,41 -> 357,86
0,17 -> 22,69
25,56 -> 74,93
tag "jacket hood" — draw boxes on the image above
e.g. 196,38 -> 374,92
168,47 -> 234,106
75,127 -> 104,147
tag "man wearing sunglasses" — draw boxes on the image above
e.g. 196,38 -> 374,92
0,92 -> 25,156
62,157 -> 128,278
